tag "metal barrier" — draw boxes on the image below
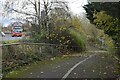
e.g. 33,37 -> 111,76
2,42 -> 119,76
2,43 -> 81,75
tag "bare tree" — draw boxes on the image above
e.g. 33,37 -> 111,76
42,0 -> 70,35
4,0 -> 39,23
3,0 -> 70,42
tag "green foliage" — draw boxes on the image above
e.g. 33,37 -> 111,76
2,40 -> 20,44
71,16 -> 84,33
24,2 -> 88,53
2,44 -> 61,76
46,14 -> 86,52
83,2 -> 120,22
93,11 -> 120,47
32,30 -> 46,43
83,2 -> 120,49
68,28 -> 86,51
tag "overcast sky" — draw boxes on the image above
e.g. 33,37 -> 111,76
0,0 -> 88,27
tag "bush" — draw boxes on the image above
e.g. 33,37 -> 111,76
2,43 -> 65,76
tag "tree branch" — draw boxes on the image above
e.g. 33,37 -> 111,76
11,8 -> 37,17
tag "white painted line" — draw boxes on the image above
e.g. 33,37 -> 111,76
61,53 -> 97,80
86,51 -> 108,53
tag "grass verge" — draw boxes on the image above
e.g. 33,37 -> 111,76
2,40 -> 20,44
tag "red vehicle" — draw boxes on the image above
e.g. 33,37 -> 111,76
11,27 -> 23,37
11,22 -> 23,37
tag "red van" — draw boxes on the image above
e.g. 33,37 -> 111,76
11,27 -> 22,37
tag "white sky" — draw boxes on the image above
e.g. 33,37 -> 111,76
68,0 -> 88,14
0,0 -> 88,27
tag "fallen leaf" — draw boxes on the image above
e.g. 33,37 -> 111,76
106,66 -> 108,68
50,58 -> 54,60
67,62 -> 69,64
113,71 -> 116,73
101,57 -> 104,58
104,72 -> 107,75
30,73 -> 32,74
83,70 -> 86,72
37,76 -> 40,78
41,72 -> 44,74
92,70 -> 95,72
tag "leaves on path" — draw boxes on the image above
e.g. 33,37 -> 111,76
83,70 -> 86,72
40,72 -> 44,74
92,70 -> 95,72
103,72 -> 107,75
30,73 -> 33,75
50,57 -> 55,61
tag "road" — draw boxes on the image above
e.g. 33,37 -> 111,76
0,34 -> 22,42
5,51 -> 120,79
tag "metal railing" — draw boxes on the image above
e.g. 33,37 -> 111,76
2,43 -> 81,75
2,42 -> 120,76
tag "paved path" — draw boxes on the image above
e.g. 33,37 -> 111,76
25,53 -> 119,79
4,51 -> 120,79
